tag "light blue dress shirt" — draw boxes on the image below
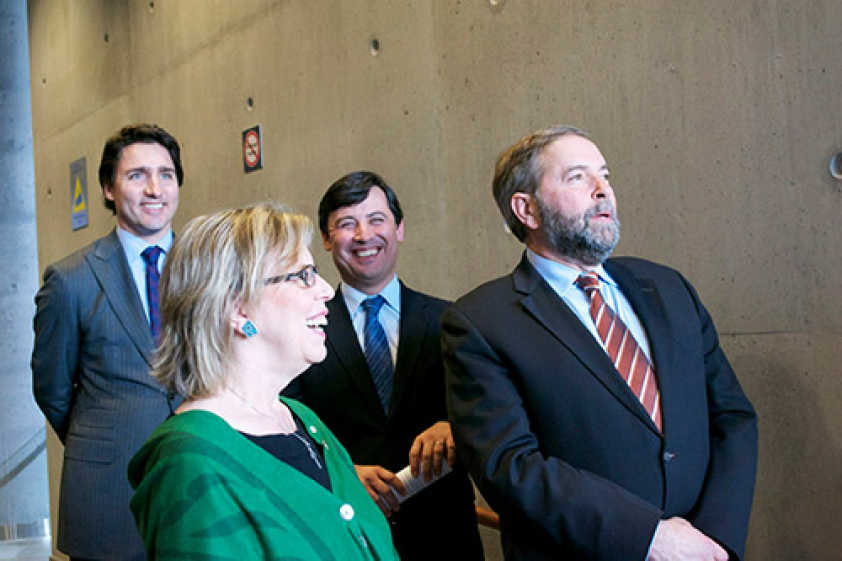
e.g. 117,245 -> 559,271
526,249 -> 654,365
116,227 -> 174,324
341,275 -> 401,366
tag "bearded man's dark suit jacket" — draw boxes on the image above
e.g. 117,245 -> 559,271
32,230 -> 175,561
284,282 -> 483,561
442,254 -> 757,561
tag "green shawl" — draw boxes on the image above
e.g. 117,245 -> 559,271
128,397 -> 398,561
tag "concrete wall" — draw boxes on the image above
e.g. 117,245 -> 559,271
28,1 -> 842,559
0,0 -> 49,542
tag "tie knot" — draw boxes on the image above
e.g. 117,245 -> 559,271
362,295 -> 386,316
575,271 -> 600,292
141,246 -> 164,267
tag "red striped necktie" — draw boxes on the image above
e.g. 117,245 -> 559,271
575,271 -> 662,432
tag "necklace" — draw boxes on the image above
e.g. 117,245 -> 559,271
228,387 -> 324,470
227,386 -> 295,433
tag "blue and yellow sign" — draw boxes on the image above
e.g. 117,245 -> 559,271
70,157 -> 88,230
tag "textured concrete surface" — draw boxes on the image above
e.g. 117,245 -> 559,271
0,0 -> 50,538
0,536 -> 50,561
27,1 -> 842,559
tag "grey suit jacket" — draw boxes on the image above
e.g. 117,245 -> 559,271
32,229 -> 175,561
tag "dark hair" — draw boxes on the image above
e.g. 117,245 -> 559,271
317,171 -> 403,236
98,123 -> 184,214
493,125 -> 590,242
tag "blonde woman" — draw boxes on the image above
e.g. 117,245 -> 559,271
128,202 -> 398,560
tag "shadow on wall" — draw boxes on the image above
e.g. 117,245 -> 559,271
727,332 -> 842,560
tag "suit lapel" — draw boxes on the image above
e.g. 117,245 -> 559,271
604,260 -> 677,432
323,289 -> 385,417
514,255 -> 659,432
86,230 -> 155,365
390,283 -> 426,417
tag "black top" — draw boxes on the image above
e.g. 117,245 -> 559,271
241,415 -> 331,491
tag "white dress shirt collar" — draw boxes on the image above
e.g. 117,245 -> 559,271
340,274 -> 401,316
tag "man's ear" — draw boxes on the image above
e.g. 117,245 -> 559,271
510,193 -> 540,231
395,219 -> 405,243
103,184 -> 115,203
321,231 -> 332,252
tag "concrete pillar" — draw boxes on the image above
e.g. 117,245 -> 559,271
0,0 -> 50,542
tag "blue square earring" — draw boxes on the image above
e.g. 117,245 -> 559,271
242,320 -> 258,338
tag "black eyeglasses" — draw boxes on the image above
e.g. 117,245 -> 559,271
264,264 -> 319,288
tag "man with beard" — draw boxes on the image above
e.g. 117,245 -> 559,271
441,126 -> 757,561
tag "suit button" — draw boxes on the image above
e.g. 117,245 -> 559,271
663,451 -> 676,462
339,504 -> 355,521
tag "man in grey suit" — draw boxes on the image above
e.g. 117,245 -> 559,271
32,124 -> 183,561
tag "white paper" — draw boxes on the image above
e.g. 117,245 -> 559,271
388,461 -> 453,504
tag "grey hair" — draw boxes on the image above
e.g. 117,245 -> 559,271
492,125 -> 591,242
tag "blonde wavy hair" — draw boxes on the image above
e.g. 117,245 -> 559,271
152,201 -> 313,399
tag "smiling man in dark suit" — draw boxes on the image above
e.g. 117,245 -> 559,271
284,171 -> 483,561
32,124 -> 183,561
442,125 -> 758,561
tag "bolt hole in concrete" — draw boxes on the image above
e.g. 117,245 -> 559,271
830,152 -> 842,180
148,1 -> 155,12
370,38 -> 380,56
246,97 -> 254,111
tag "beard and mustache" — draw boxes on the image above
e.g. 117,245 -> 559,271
535,195 -> 620,266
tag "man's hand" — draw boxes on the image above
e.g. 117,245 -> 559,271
648,517 -> 729,561
408,421 -> 456,481
354,464 -> 407,517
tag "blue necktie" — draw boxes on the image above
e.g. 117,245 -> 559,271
362,296 -> 393,412
141,246 -> 163,341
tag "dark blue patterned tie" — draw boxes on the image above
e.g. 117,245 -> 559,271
141,246 -> 164,342
362,296 -> 393,412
